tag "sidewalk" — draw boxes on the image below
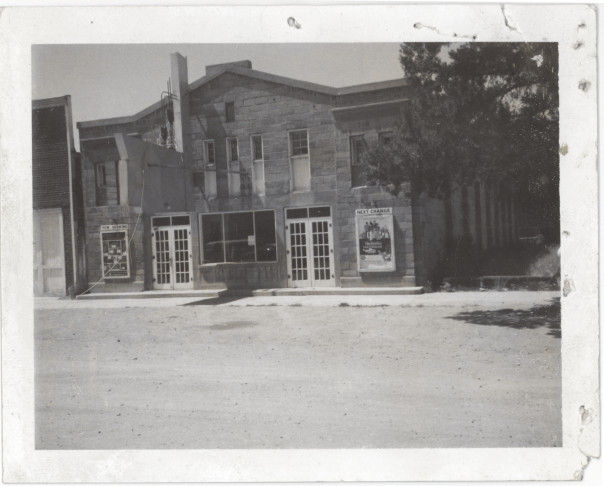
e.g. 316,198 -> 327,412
35,290 -> 560,310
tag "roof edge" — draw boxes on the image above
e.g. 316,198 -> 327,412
77,67 -> 408,129
33,95 -> 70,109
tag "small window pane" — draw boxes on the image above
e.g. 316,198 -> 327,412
229,138 -> 239,161
290,131 -> 308,156
172,215 -> 190,226
252,135 -> 263,161
205,141 -> 215,165
201,214 -> 224,263
286,208 -> 308,219
255,211 -> 276,261
224,212 -> 255,262
152,217 -> 171,227
309,206 -> 331,218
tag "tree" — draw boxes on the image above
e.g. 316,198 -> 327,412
363,42 -> 559,242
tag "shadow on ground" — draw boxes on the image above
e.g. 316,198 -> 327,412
447,297 -> 561,338
182,295 -> 248,306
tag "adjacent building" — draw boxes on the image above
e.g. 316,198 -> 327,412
76,53 -> 519,293
33,96 -> 86,296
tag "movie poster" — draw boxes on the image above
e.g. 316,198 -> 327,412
355,208 -> 395,272
100,225 -> 130,278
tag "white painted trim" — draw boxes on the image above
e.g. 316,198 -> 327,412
63,96 -> 78,291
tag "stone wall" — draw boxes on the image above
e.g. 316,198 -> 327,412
186,71 -> 416,288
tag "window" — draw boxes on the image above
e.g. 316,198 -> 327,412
205,140 -> 216,165
251,135 -> 265,196
200,210 -> 277,264
290,130 -> 308,156
201,214 -> 224,263
95,163 -> 106,187
203,140 -> 217,198
350,135 -> 368,188
225,102 -> 235,122
224,212 -> 255,262
94,161 -> 119,206
227,138 -> 240,197
254,211 -> 277,261
152,215 -> 190,227
289,130 -> 311,192
379,131 -> 394,145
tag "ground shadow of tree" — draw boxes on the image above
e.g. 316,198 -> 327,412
447,297 -> 560,338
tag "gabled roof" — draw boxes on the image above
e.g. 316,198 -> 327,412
77,65 -> 409,129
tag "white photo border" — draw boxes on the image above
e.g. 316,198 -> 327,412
0,4 -> 598,482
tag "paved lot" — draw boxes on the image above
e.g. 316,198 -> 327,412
35,291 -> 561,449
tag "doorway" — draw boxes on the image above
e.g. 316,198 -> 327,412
151,214 -> 193,290
33,208 -> 66,296
285,206 -> 335,287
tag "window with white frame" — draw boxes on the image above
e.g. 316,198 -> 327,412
251,134 -> 265,196
203,140 -> 217,198
200,210 -> 277,263
227,137 -> 240,197
289,130 -> 310,192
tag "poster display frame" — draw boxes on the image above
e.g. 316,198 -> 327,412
355,207 -> 396,273
99,224 -> 130,279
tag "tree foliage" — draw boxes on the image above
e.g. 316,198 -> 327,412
363,42 -> 559,227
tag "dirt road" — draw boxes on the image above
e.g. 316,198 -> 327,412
35,292 -> 561,449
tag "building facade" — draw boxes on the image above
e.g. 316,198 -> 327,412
77,53 -> 519,293
33,96 -> 86,296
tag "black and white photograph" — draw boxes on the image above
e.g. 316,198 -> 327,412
0,3 -> 599,483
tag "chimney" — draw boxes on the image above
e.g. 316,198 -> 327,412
170,52 -> 190,155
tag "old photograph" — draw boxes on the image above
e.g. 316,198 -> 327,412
0,3 -> 599,483
33,42 -> 562,449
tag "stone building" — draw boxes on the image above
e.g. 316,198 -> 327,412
76,53 -> 518,293
33,96 -> 86,296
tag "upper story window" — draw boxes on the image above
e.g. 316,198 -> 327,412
251,134 -> 265,196
228,137 -> 239,161
350,134 -> 368,188
379,131 -> 394,146
95,163 -> 106,187
94,161 -> 119,206
205,140 -> 216,165
198,140 -> 216,198
227,137 -> 241,197
289,130 -> 310,192
290,130 -> 309,156
225,101 -> 235,122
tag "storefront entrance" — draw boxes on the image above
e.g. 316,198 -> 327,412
151,214 -> 193,290
285,206 -> 335,288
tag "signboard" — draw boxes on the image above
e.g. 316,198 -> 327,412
355,207 -> 395,272
100,224 -> 129,232
100,227 -> 130,279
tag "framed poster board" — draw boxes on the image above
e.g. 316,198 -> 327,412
355,207 -> 395,272
99,224 -> 130,279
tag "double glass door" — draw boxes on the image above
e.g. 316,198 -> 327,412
285,206 -> 335,287
152,215 -> 193,290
